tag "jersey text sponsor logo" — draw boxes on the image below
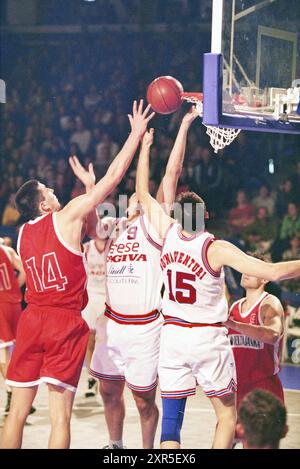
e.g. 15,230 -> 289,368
160,251 -> 207,280
230,334 -> 264,349
107,254 -> 147,263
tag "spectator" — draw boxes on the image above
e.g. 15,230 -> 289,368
275,179 -> 295,218
290,161 -> 300,201
245,206 -> 278,253
96,132 -> 119,170
280,203 -> 300,241
1,194 -> 20,227
84,84 -> 102,111
191,146 -> 223,215
281,235 -> 300,294
228,190 -> 256,235
282,234 -> 300,261
70,117 -> 92,155
252,184 -> 276,216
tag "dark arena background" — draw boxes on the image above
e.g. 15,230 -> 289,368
0,0 -> 299,451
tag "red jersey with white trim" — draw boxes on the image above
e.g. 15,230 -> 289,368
17,213 -> 88,311
105,215 -> 163,315
0,246 -> 22,304
160,223 -> 227,323
228,292 -> 281,383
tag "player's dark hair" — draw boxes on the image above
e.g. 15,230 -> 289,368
173,191 -> 206,232
238,389 -> 287,449
246,251 -> 269,263
15,179 -> 44,222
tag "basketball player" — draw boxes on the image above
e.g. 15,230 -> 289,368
225,253 -> 285,410
0,240 -> 25,414
237,389 -> 288,449
0,100 -> 154,449
82,237 -> 107,398
72,107 -> 198,449
136,128 -> 300,449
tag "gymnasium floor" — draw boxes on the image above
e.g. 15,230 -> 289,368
0,365 -> 299,449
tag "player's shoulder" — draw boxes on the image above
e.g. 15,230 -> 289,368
0,244 -> 14,255
140,213 -> 164,248
229,298 -> 243,312
261,293 -> 284,313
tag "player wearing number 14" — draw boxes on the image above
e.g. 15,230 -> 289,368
0,100 -> 154,449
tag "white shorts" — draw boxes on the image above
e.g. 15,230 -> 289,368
159,325 -> 237,399
90,315 -> 163,392
81,293 -> 105,330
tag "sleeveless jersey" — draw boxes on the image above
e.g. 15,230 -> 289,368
160,223 -> 228,324
0,246 -> 22,304
105,215 -> 162,315
17,213 -> 88,311
83,240 -> 106,296
228,292 -> 281,383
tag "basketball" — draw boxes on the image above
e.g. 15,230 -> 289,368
146,76 -> 184,114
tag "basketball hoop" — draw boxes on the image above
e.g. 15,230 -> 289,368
181,92 -> 241,153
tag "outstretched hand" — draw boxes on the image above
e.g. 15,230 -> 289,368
182,105 -> 199,125
128,99 -> 155,139
142,128 -> 154,147
69,155 -> 96,190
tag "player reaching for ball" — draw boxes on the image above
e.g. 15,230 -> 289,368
72,106 -> 198,449
0,100 -> 153,449
136,127 -> 300,449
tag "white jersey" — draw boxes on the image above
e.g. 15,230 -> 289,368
83,240 -> 106,296
160,223 -> 228,324
104,215 -> 163,315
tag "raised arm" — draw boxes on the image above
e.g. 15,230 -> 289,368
136,129 -> 174,240
208,239 -> 300,282
68,156 -> 99,239
156,106 -> 198,211
62,100 -> 154,224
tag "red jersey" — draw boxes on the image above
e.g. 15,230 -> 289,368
0,246 -> 22,304
17,213 -> 88,311
228,292 -> 281,383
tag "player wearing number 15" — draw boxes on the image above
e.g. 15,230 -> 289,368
136,128 -> 300,449
0,100 -> 154,449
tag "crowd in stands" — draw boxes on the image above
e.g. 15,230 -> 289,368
1,28 -> 299,315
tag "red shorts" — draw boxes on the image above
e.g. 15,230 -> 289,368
237,374 -> 284,409
0,302 -> 22,347
6,305 -> 89,392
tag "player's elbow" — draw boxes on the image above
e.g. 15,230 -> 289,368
270,264 -> 287,282
272,331 -> 280,343
165,166 -> 182,181
266,330 -> 280,345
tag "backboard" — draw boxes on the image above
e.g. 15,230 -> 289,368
203,0 -> 300,134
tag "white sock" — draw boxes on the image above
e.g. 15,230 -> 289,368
109,439 -> 123,449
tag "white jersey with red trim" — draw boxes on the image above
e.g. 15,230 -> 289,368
105,214 -> 163,316
83,240 -> 106,296
160,223 -> 228,324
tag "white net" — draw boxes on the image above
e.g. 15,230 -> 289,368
182,95 -> 241,153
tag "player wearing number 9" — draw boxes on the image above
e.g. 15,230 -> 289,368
136,128 -> 300,450
0,100 -> 154,450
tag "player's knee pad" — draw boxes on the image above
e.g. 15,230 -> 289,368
160,397 -> 187,443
